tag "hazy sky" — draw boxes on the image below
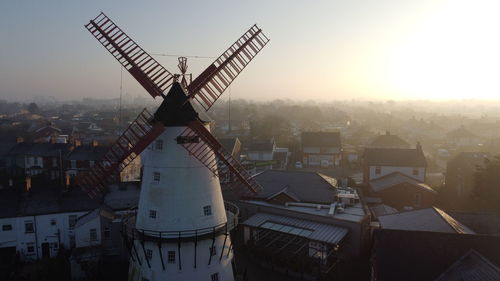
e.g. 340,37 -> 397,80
1,0 -> 499,102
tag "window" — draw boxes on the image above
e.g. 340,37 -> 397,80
25,221 -> 34,233
375,166 -> 381,175
167,251 -> 176,263
69,235 -> 76,248
89,228 -> 97,241
89,161 -> 95,167
210,246 -> 217,256
146,249 -> 153,260
104,227 -> 111,239
203,205 -> 212,216
27,242 -> 35,253
176,136 -> 200,144
52,157 -> 58,167
34,157 -> 39,166
2,224 -> 12,231
153,172 -> 161,183
211,273 -> 219,281
414,193 -> 422,207
155,140 -> 163,150
412,168 -> 419,176
149,210 -> 157,219
50,219 -> 56,226
68,215 -> 77,230
70,160 -> 77,169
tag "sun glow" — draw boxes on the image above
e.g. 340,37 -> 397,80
383,0 -> 500,100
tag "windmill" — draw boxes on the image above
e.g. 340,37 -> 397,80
80,12 -> 269,281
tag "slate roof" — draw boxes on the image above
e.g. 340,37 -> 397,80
372,229 -> 500,281
435,250 -> 500,281
448,152 -> 490,168
369,172 -> 435,193
363,147 -> 427,167
251,170 -> 338,204
247,139 -> 275,152
67,145 -> 109,161
447,126 -> 477,138
242,212 -> 348,244
378,207 -> 474,234
301,132 -> 341,148
7,142 -> 72,158
0,182 -> 141,218
369,132 -> 410,148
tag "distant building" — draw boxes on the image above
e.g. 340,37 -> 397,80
446,125 -> 481,147
367,172 -> 436,210
301,132 -> 342,167
5,142 -> 72,181
362,144 -> 427,183
444,152 -> 490,200
367,131 -> 410,149
0,183 -> 139,262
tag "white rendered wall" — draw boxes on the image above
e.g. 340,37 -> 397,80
128,235 -> 234,281
369,166 -> 425,182
136,126 -> 227,232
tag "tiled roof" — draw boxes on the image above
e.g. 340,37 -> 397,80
301,132 -> 341,148
378,207 -> 474,234
369,172 -> 435,193
369,132 -> 410,148
363,147 -> 427,167
252,170 -> 338,204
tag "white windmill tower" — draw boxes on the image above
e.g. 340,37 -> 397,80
80,12 -> 269,281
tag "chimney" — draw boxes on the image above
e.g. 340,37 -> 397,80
91,139 -> 98,147
416,141 -> 422,151
16,136 -> 24,143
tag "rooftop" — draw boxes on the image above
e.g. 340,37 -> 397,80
369,172 -> 435,193
363,147 -> 427,167
369,131 -> 410,148
378,207 -> 474,234
301,131 -> 341,148
242,212 -> 348,244
251,170 -> 338,204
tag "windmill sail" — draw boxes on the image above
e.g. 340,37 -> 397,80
179,120 -> 263,196
85,12 -> 174,98
187,25 -> 269,110
78,109 -> 165,198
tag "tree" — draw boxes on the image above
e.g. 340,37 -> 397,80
27,102 -> 40,114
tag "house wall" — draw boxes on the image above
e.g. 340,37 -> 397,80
75,216 -> 101,248
303,153 -> 342,167
0,211 -> 88,261
373,183 -> 436,210
368,166 -> 425,182
247,151 -> 273,161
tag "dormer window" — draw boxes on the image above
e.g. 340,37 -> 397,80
375,166 -> 381,175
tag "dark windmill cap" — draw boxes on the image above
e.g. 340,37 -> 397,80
154,82 -> 200,126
